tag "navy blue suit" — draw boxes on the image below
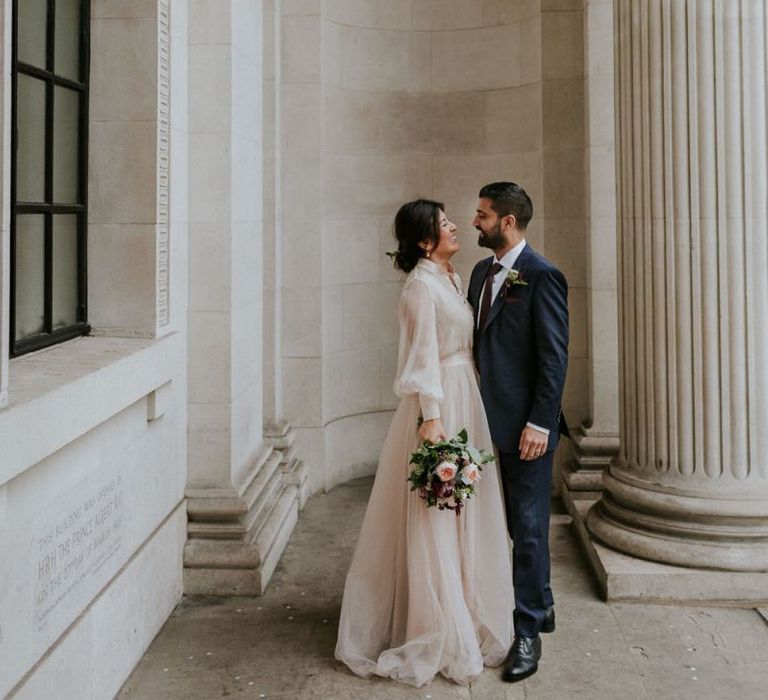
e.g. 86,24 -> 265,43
469,244 -> 569,637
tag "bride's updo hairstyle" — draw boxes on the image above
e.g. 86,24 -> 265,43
391,199 -> 444,273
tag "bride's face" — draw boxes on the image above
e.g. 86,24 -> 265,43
428,210 -> 459,260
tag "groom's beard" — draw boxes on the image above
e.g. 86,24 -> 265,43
477,221 -> 506,250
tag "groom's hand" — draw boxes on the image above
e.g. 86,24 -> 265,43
519,426 -> 548,461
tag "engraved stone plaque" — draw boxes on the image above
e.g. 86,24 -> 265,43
33,474 -> 124,628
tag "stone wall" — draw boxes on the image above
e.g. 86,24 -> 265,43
0,1 -> 189,697
281,0 -> 589,491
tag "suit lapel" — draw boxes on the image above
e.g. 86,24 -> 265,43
482,243 -> 532,332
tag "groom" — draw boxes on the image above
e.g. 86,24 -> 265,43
468,182 -> 569,682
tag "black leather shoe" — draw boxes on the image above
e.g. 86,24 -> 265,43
541,605 -> 555,633
501,635 -> 541,682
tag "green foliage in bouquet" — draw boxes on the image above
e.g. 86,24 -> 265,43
407,429 -> 495,515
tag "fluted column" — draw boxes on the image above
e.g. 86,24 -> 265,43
587,0 -> 768,571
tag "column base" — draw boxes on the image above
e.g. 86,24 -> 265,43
560,426 -> 618,519
566,494 -> 768,604
586,470 -> 768,571
184,445 -> 300,595
265,420 -> 311,510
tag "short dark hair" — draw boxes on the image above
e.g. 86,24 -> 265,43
478,182 -> 533,230
391,199 -> 443,273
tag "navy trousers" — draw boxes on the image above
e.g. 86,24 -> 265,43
498,449 -> 555,638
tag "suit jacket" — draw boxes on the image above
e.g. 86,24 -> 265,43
469,244 -> 569,454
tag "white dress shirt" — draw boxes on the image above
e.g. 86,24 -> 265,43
477,239 -> 550,437
477,238 -> 528,320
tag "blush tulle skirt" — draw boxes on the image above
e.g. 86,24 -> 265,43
334,358 -> 514,687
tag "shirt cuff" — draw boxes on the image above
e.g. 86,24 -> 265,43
419,396 -> 441,422
526,422 -> 550,436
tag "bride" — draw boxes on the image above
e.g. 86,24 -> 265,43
335,199 -> 513,687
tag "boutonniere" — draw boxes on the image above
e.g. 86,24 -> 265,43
506,268 -> 528,286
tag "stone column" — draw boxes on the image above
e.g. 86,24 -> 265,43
561,0 -> 620,506
184,0 -> 300,594
587,0 -> 768,571
262,0 -> 309,508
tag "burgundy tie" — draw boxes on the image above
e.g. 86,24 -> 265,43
478,262 -> 504,331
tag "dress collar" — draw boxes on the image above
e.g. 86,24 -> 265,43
417,257 -> 456,276
416,257 -> 464,295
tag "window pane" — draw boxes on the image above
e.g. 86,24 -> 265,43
52,214 -> 79,329
14,215 -> 46,340
18,0 -> 47,70
55,0 -> 81,81
53,86 -> 80,203
16,74 -> 47,203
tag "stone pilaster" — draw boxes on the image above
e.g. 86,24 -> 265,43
184,0 -> 300,595
263,0 -> 283,433
261,3 -> 309,512
587,0 -> 768,574
561,0 -> 620,511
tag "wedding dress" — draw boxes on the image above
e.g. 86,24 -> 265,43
335,258 -> 514,687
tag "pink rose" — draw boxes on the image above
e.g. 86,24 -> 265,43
435,461 -> 457,482
460,463 -> 481,484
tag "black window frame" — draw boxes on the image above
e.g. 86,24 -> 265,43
10,0 -> 90,357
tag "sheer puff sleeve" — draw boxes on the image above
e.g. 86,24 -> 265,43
393,278 -> 443,421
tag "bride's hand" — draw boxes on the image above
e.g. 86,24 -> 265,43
419,418 -> 447,444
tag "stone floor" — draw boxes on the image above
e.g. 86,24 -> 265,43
118,478 -> 768,700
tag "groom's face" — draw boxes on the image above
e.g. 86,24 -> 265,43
473,198 -> 507,250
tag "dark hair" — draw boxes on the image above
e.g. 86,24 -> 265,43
478,182 -> 533,229
391,199 -> 443,272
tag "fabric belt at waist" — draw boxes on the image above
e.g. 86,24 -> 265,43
439,350 -> 473,367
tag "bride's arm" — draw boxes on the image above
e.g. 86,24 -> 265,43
393,279 -> 445,442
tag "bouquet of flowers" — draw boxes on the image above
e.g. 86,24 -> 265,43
407,428 -> 495,515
